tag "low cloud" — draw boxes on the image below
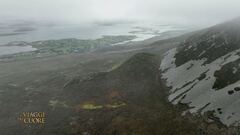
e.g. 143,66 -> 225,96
0,0 -> 239,26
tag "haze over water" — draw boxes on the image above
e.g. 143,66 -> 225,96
0,21 -> 190,45
0,20 -> 192,56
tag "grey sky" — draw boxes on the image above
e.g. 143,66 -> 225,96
0,0 -> 240,25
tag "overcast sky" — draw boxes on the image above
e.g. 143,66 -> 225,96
0,0 -> 240,26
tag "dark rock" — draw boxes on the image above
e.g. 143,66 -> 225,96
228,90 -> 234,95
234,87 -> 240,91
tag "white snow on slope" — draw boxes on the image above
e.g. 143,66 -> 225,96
160,48 -> 240,126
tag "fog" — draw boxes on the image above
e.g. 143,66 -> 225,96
0,0 -> 240,26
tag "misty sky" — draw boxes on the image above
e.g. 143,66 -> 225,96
0,0 -> 240,25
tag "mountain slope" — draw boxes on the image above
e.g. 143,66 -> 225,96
160,17 -> 240,126
61,53 -> 227,135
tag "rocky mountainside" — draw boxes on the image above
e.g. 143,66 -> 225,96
61,53 -> 227,135
160,17 -> 240,126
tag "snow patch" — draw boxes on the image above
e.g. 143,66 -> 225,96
160,47 -> 240,126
